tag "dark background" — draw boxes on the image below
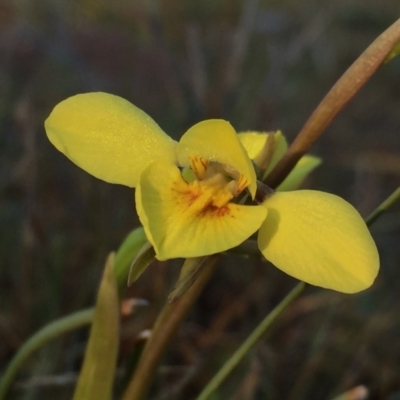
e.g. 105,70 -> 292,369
1,1 -> 400,399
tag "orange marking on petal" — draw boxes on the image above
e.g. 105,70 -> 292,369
171,177 -> 235,219
171,180 -> 203,209
189,156 -> 208,179
235,175 -> 249,195
199,203 -> 231,218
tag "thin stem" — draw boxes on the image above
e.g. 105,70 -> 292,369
193,185 -> 398,400
195,282 -> 306,400
121,255 -> 219,400
0,308 -> 94,400
265,18 -> 400,188
365,187 -> 400,226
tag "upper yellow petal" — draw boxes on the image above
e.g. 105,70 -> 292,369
177,120 -> 257,198
258,190 -> 379,293
45,92 -> 177,187
136,161 -> 268,260
277,155 -> 322,191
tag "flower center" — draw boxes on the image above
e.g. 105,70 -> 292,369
189,156 -> 249,197
171,156 -> 251,217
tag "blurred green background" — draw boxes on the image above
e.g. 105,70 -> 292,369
1,0 -> 400,399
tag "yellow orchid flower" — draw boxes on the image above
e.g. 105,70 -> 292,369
45,92 -> 379,293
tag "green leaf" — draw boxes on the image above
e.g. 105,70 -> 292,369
127,241 -> 156,286
276,155 -> 321,191
72,253 -> 120,400
114,227 -> 148,288
168,256 -> 216,303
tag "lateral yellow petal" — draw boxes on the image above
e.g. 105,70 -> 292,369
258,190 -> 379,293
136,161 -> 268,260
277,155 -> 322,191
237,131 -> 270,160
45,92 -> 177,187
264,131 -> 287,178
177,120 -> 257,198
238,131 -> 287,179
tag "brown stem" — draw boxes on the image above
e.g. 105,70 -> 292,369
265,18 -> 400,188
121,255 -> 219,400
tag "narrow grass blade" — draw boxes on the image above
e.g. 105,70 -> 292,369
195,282 -> 306,400
365,187 -> 400,226
72,253 -> 120,400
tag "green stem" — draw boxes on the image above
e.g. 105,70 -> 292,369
121,255 -> 219,400
3,189 -> 395,400
193,185 -> 398,400
365,187 -> 400,226
0,308 -> 94,400
265,18 -> 400,189
195,282 -> 306,400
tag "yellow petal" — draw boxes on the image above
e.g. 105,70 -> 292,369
238,131 -> 270,160
264,131 -> 287,177
136,161 -> 268,260
177,120 -> 257,198
277,155 -> 322,191
238,131 -> 287,178
258,190 -> 379,293
45,92 -> 177,187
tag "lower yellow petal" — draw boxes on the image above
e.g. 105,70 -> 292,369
45,92 -> 177,187
136,161 -> 268,260
258,190 -> 379,293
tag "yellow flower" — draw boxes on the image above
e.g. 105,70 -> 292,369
45,92 -> 379,293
